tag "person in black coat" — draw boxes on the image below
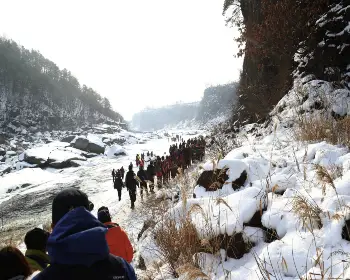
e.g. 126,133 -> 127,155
119,166 -> 125,179
114,170 -> 124,201
146,161 -> 156,192
137,165 -> 148,197
125,165 -> 138,209
111,169 -> 116,183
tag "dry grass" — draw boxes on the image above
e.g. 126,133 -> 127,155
292,194 -> 322,231
177,263 -> 210,280
295,114 -> 350,147
154,216 -> 201,277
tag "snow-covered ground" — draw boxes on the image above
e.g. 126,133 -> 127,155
136,79 -> 350,279
0,129 -> 204,248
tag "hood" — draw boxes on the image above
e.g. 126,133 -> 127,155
47,207 -> 109,266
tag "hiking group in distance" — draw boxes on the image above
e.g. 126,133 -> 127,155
0,135 -> 206,280
111,136 -> 206,209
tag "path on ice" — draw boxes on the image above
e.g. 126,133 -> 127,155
0,132 -> 197,244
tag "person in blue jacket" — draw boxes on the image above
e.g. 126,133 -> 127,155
33,188 -> 137,280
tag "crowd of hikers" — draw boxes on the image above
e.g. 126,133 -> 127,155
111,136 -> 206,209
0,188 -> 136,280
0,136 -> 206,280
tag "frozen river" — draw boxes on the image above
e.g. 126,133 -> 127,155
0,129 -> 202,245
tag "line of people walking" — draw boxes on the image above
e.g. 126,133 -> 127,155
111,136 -> 206,209
0,188 -> 137,280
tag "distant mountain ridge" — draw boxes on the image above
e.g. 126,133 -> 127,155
131,82 -> 237,131
131,102 -> 199,131
0,38 -> 125,134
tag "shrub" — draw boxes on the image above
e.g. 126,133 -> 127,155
295,114 -> 350,147
154,216 -> 202,277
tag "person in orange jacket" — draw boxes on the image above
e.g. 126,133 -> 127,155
97,206 -> 133,263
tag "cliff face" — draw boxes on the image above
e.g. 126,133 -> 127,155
230,0 -> 342,124
236,0 -> 293,123
197,83 -> 237,122
296,0 -> 350,89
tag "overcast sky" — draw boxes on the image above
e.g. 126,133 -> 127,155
0,0 -> 242,120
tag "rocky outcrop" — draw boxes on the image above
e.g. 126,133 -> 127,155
87,142 -> 105,154
196,168 -> 229,191
296,1 -> 350,88
71,137 -> 105,154
73,137 -> 89,151
61,135 -> 76,143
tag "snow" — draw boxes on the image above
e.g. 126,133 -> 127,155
104,145 -> 127,158
0,168 -> 57,202
217,159 -> 248,183
87,133 -> 105,147
202,160 -> 214,171
138,75 -> 350,279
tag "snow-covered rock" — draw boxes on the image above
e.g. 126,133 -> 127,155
48,149 -> 86,168
72,137 -> 89,150
71,135 -> 105,154
104,145 -> 127,158
61,135 -> 76,143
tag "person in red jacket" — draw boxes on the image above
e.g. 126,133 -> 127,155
97,207 -> 133,263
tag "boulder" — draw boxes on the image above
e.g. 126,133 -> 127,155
104,145 -> 127,158
6,151 -> 17,157
84,152 -> 98,158
262,227 -> 279,243
73,137 -> 89,151
232,170 -> 248,190
70,160 -> 86,167
200,232 -> 252,260
61,135 -> 76,143
0,165 -> 11,175
197,168 -> 229,191
87,142 -> 105,154
23,152 -> 48,165
0,134 -> 6,144
0,149 -> 6,156
48,150 -> 86,169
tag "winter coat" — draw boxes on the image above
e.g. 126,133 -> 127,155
146,165 -> 156,180
120,168 -> 125,178
32,207 -> 136,280
155,161 -> 161,173
125,171 -> 137,191
104,222 -> 133,263
25,249 -> 50,272
114,177 -> 123,190
137,169 -> 147,182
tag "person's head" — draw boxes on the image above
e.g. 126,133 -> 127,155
51,188 -> 94,227
0,246 -> 32,280
128,164 -> 133,171
97,207 -> 112,224
24,228 -> 50,252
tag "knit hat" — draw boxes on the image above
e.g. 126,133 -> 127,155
52,188 -> 94,225
97,207 -> 111,224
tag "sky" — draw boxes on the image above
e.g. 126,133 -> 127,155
0,0 -> 242,120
